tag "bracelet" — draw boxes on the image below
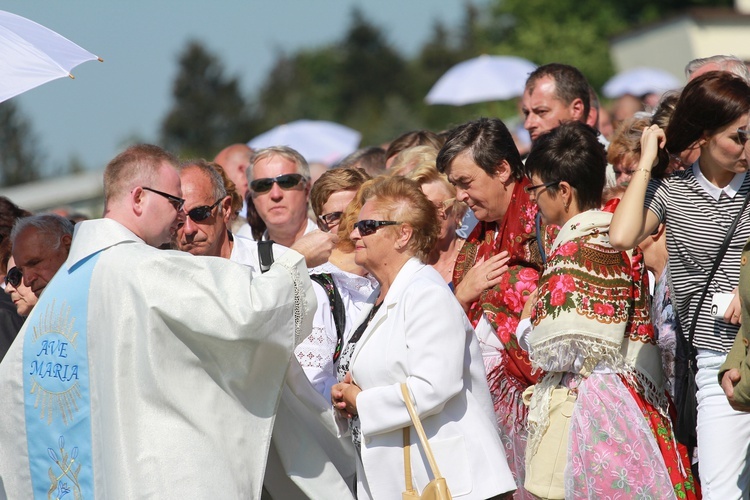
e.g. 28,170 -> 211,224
636,167 -> 651,173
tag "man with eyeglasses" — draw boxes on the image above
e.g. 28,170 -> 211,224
0,144 -> 336,499
238,146 -> 318,247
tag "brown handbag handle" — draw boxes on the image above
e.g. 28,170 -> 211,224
403,426 -> 416,493
400,383 -> 444,480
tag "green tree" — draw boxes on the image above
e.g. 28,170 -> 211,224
160,40 -> 258,159
0,100 -> 43,187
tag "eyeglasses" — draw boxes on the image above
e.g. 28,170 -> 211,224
5,267 -> 21,288
142,187 -> 185,211
354,219 -> 402,236
433,198 -> 455,219
738,128 -> 749,146
318,211 -> 343,229
250,173 -> 306,194
184,199 -> 223,222
524,180 -> 560,194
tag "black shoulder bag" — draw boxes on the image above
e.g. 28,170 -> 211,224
674,193 -> 750,449
309,273 -> 346,362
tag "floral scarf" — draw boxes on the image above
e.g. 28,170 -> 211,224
453,179 -> 551,388
527,208 -> 667,451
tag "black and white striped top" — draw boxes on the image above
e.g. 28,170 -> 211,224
645,166 -> 750,352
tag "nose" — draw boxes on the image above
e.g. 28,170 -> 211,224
455,187 -> 469,203
182,214 -> 199,235
350,226 -> 361,241
524,113 -> 536,132
268,182 -> 284,200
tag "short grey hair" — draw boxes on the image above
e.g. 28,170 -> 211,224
685,55 -> 750,83
11,214 -> 74,250
246,146 -> 310,185
179,159 -> 228,202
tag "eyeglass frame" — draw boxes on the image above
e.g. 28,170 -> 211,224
142,187 -> 185,212
4,266 -> 22,288
249,173 -> 307,194
353,219 -> 402,236
523,180 -> 561,194
433,198 -> 456,219
738,128 -> 749,146
318,211 -> 344,231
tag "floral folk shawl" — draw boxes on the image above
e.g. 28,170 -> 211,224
527,209 -> 667,453
453,179 -> 550,391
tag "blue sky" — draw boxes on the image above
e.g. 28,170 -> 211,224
6,1 -> 489,176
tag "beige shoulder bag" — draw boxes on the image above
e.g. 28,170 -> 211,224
400,383 -> 452,500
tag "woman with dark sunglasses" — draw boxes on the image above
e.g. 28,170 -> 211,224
611,71 -> 750,497
3,258 -> 35,317
331,176 -> 516,499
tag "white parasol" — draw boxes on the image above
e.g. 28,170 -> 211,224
248,120 -> 362,165
425,54 -> 537,106
0,9 -> 102,103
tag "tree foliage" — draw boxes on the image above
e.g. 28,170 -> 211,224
0,101 -> 43,187
160,41 -> 258,159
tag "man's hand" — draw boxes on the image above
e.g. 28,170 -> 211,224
290,230 -> 338,268
721,368 -> 750,412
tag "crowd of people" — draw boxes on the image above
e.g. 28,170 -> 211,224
1,54 -> 750,499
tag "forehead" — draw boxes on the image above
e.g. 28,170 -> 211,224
322,190 -> 357,211
180,168 -> 214,204
421,180 -> 452,200
446,151 -> 485,180
157,162 -> 182,193
525,77 -> 565,106
359,198 -> 386,219
253,155 -> 298,179
13,228 -> 53,262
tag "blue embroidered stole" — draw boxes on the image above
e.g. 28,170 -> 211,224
23,251 -> 101,499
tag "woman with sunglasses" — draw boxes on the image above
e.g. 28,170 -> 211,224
292,168 -> 378,401
3,258 -> 36,318
331,176 -> 516,499
521,122 -> 696,498
610,71 -> 750,497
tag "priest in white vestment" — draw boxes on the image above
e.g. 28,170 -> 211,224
0,145 -> 335,499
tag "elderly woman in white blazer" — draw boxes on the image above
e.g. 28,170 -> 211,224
332,177 -> 516,500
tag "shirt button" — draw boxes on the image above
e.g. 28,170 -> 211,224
742,256 -> 747,266
744,338 -> 749,347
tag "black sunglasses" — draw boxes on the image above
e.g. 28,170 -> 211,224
354,220 -> 402,236
5,267 -> 22,288
250,173 -> 306,194
184,199 -> 223,222
142,187 -> 185,211
738,128 -> 749,146
318,211 -> 343,228
524,180 -> 561,194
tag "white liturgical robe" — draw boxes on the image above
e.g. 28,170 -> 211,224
0,218 -> 316,499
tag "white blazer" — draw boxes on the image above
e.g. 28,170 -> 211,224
348,258 -> 517,499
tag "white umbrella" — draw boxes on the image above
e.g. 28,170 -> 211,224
0,10 -> 102,103
425,55 -> 537,106
602,67 -> 682,99
248,120 -> 362,165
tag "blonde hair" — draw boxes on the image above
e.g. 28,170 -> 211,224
358,176 -> 439,262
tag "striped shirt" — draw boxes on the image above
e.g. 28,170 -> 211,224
645,165 -> 750,352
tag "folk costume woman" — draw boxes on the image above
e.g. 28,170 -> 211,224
521,123 -> 697,498
436,118 -> 549,495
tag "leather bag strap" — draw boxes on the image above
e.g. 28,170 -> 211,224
403,427 -> 415,493
400,383 -> 444,480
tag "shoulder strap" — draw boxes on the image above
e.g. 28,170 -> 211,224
400,383 -> 444,480
310,273 -> 346,362
257,240 -> 274,274
686,193 -> 750,350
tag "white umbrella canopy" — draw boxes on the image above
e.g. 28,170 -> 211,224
425,54 -> 538,106
602,67 -> 682,99
0,10 -> 101,103
248,120 -> 362,165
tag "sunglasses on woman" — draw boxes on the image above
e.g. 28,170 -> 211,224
5,267 -> 22,288
250,174 -> 306,194
184,199 -> 223,222
354,220 -> 402,236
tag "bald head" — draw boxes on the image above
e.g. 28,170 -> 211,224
214,144 -> 253,197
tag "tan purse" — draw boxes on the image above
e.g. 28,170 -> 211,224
523,385 -> 577,499
400,383 -> 452,500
